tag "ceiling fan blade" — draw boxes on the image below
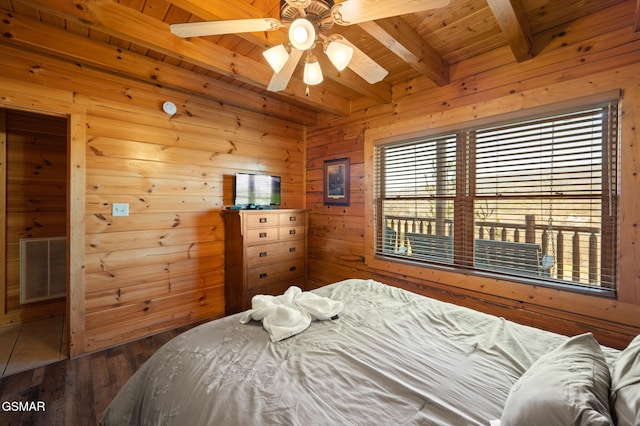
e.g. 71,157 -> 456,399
267,48 -> 304,92
338,37 -> 388,84
170,18 -> 281,38
332,0 -> 450,26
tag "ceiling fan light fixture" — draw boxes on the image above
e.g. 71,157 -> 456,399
263,44 -> 289,73
325,40 -> 353,71
289,18 -> 316,51
303,57 -> 323,85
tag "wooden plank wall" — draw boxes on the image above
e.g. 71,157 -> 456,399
306,2 -> 640,350
0,42 -> 306,355
2,110 -> 67,323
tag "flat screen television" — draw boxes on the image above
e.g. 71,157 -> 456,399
234,173 -> 281,209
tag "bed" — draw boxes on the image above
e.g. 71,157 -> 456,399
101,278 -> 639,426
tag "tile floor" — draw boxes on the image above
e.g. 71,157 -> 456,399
0,315 -> 67,377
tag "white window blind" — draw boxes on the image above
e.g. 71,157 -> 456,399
375,100 -> 618,292
375,135 -> 457,264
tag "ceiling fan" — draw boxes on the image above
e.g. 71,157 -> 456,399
170,0 -> 450,94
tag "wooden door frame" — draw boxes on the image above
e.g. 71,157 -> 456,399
0,97 -> 86,358
0,109 -> 6,317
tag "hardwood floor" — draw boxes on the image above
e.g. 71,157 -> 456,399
0,323 -> 198,426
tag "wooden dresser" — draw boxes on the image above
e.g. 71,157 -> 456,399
223,209 -> 308,315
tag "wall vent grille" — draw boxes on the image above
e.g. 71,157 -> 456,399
20,237 -> 67,304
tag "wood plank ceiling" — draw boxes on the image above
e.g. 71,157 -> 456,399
0,0 -> 633,125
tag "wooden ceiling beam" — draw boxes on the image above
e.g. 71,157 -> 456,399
21,0 -> 350,116
358,17 -> 450,86
171,0 -> 279,21
0,8 -> 319,126
170,0 -> 393,103
486,0 -> 533,62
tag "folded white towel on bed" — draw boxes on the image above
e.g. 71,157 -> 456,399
294,290 -> 344,320
261,305 -> 311,342
239,286 -> 343,342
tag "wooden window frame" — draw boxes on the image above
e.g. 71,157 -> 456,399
370,97 -> 619,294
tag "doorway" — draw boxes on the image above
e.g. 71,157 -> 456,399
0,108 -> 69,375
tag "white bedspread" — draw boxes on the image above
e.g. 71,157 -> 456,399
101,279 -> 618,426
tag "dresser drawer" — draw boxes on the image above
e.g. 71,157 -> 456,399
279,211 -> 305,226
279,225 -> 305,241
244,212 -> 279,228
245,227 -> 279,245
247,258 -> 305,291
246,240 -> 305,267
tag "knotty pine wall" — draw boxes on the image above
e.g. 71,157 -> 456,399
306,2 -> 640,349
0,43 -> 305,356
2,110 -> 67,324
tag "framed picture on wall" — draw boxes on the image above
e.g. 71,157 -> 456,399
323,157 -> 350,206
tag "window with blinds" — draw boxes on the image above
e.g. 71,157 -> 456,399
374,101 -> 618,292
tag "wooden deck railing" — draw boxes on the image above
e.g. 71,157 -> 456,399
383,214 -> 601,286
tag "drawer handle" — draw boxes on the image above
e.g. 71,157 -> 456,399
259,217 -> 267,223
289,266 -> 296,272
259,251 -> 267,257
259,232 -> 267,238
259,272 -> 268,279
289,216 -> 297,222
289,229 -> 296,235
289,247 -> 296,253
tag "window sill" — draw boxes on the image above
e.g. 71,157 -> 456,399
371,252 -> 617,299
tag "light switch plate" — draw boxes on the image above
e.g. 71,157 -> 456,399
112,203 -> 129,217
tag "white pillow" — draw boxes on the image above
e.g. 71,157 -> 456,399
501,333 -> 613,426
610,334 -> 640,426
